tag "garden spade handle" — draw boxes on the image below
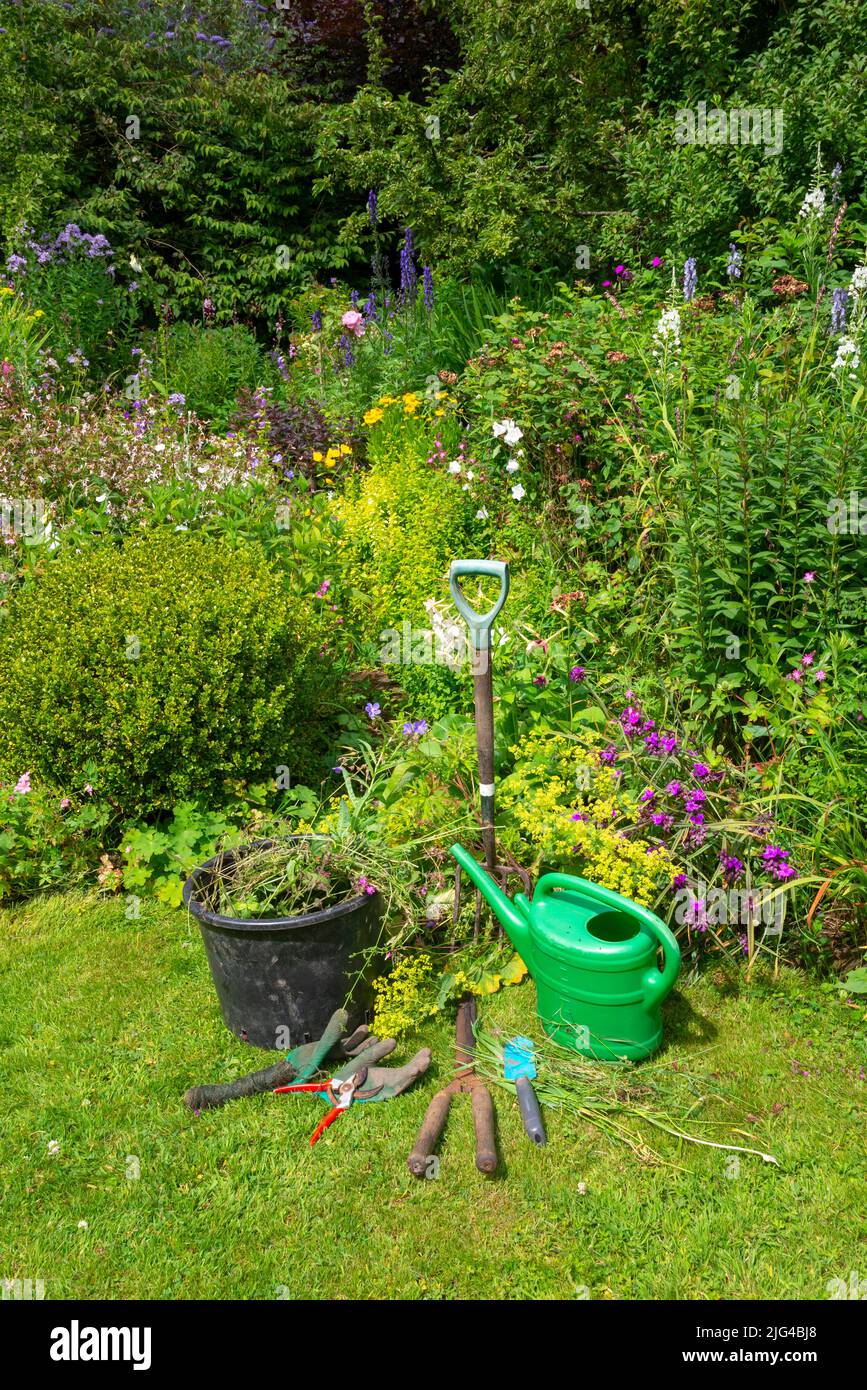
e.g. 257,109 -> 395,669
449,560 -> 510,871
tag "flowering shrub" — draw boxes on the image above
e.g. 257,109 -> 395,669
4,222 -> 135,370
0,286 -> 49,391
0,771 -> 111,902
371,954 -> 441,1040
498,730 -> 678,908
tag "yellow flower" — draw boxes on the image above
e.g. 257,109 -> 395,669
434,408 -> 445,417
378,395 -> 396,406
339,443 -> 352,455
363,407 -> 384,426
312,451 -> 324,462
403,394 -> 420,415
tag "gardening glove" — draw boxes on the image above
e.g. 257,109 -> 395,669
332,1045 -> 433,1102
184,1008 -> 389,1112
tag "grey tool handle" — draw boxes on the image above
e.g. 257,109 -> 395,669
514,1074 -> 547,1145
449,560 -> 510,652
184,1059 -> 296,1112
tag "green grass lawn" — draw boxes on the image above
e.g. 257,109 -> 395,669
1,890 -> 865,1301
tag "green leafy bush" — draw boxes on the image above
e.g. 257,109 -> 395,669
336,424 -> 484,715
0,531 -> 332,820
158,323 -> 272,427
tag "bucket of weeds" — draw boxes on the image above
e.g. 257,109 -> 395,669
183,838 -> 384,1049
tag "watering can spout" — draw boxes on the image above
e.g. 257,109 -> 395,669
450,844 -> 532,960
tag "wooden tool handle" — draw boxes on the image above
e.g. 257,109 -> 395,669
407,1090 -> 452,1177
471,1084 -> 498,1173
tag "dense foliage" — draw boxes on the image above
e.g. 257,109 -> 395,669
0,531 -> 333,819
0,0 -> 864,989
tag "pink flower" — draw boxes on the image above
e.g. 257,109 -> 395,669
83,783 -> 94,795
341,309 -> 365,338
60,797 -> 71,810
651,256 -> 664,268
14,772 -> 31,795
803,571 -> 816,584
813,669 -> 827,682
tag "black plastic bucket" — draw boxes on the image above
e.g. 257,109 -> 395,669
183,841 -> 384,1050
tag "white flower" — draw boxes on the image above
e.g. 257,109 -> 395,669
155,442 -> 165,453
652,307 -> 681,360
850,265 -> 867,295
492,418 -> 523,446
95,493 -> 107,504
832,335 -> 860,377
510,483 -> 526,501
77,1220 -> 88,1230
447,460 -> 461,475
505,458 -> 520,474
466,470 -> 474,481
48,1140 -> 60,1155
798,186 -> 826,220
476,507 -> 489,520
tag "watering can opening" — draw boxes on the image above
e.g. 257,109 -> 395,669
586,910 -> 641,943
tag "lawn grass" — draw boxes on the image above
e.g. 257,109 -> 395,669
1,890 -> 865,1300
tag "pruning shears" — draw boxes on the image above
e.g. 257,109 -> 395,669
274,1066 -> 383,1146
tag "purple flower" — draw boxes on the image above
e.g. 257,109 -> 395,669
720,852 -> 744,885
831,161 -> 843,205
533,675 -> 548,687
831,287 -> 848,335
598,744 -> 618,765
311,309 -> 322,333
665,780 -> 681,797
619,704 -> 643,733
639,788 -> 655,803
367,189 -> 378,229
402,719 -> 428,738
399,228 -> 418,303
683,257 -> 697,302
569,665 -> 586,682
423,265 -> 434,312
364,701 -> 381,719
671,873 -> 688,890
692,761 -> 710,779
726,244 -> 743,280
762,844 -> 796,880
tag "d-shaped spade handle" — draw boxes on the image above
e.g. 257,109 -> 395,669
449,560 -> 510,651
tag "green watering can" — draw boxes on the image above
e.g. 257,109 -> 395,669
450,845 -> 681,1062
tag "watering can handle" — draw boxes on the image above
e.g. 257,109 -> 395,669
534,873 -> 681,1009
449,560 -> 510,651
